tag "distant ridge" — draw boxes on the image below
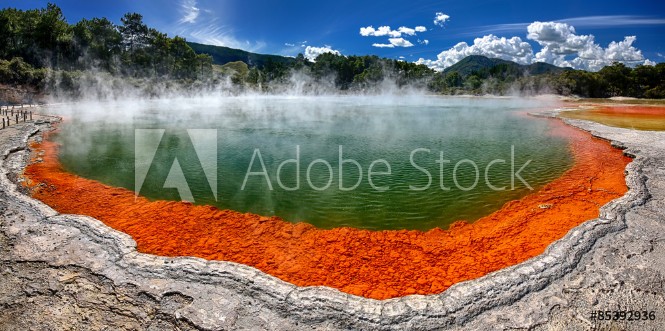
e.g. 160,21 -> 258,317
443,55 -> 572,76
187,42 -> 569,76
187,42 -> 294,68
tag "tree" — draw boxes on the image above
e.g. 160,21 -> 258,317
465,75 -> 482,90
35,3 -> 71,66
598,62 -> 632,97
72,17 -> 121,71
119,13 -> 148,53
169,36 -> 197,79
445,72 -> 463,87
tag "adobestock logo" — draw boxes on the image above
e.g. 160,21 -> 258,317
241,145 -> 534,192
134,129 -> 217,203
134,128 -> 534,202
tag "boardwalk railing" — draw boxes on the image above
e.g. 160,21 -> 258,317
0,104 -> 37,130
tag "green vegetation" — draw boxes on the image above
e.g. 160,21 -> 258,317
0,3 -> 213,98
0,4 -> 212,79
240,52 -> 435,91
0,57 -> 48,87
551,63 -> 665,98
426,56 -> 664,98
0,3 -> 663,99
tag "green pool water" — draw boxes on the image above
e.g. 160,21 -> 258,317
54,96 -> 572,231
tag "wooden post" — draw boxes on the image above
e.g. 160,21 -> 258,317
16,114 -> 19,124
30,111 -> 33,121
2,118 -> 5,129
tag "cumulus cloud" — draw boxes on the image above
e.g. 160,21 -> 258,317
527,21 -> 594,56
360,25 -> 426,38
304,45 -> 341,61
372,38 -> 415,48
360,26 -> 401,37
418,39 -> 429,45
389,37 -> 414,47
417,21 -> 653,72
434,12 -> 450,27
527,22 -> 650,71
397,26 -> 417,36
416,35 -> 533,71
361,24 -> 428,48
570,36 -> 650,71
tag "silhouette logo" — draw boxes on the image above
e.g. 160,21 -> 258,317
134,129 -> 217,202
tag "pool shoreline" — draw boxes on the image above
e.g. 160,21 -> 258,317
2,105 -> 660,329
20,109 -> 630,300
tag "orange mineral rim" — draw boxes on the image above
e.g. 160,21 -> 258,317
23,116 -> 631,299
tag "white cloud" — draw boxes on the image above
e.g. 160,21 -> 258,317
389,37 -> 414,48
284,43 -> 295,47
559,15 -> 665,28
183,20 -> 266,52
372,38 -> 415,48
416,35 -> 533,71
418,39 -> 429,45
361,25 -> 426,48
470,15 -> 665,38
178,0 -> 200,24
527,21 -> 594,55
434,12 -> 450,27
644,59 -> 656,66
359,26 -> 376,36
527,22 -> 649,71
360,25 -> 401,37
604,36 -> 645,62
569,36 -> 649,71
657,53 -> 664,58
397,26 -> 416,36
360,25 -> 428,38
418,21 -> 653,72
175,2 -> 264,52
304,45 -> 341,61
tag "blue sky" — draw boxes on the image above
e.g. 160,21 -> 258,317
2,0 -> 665,70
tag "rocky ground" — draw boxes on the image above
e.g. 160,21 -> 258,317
0,111 -> 663,330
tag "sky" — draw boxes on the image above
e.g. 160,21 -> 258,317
2,0 -> 665,71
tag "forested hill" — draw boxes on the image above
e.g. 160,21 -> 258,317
187,42 -> 294,67
443,55 -> 571,77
